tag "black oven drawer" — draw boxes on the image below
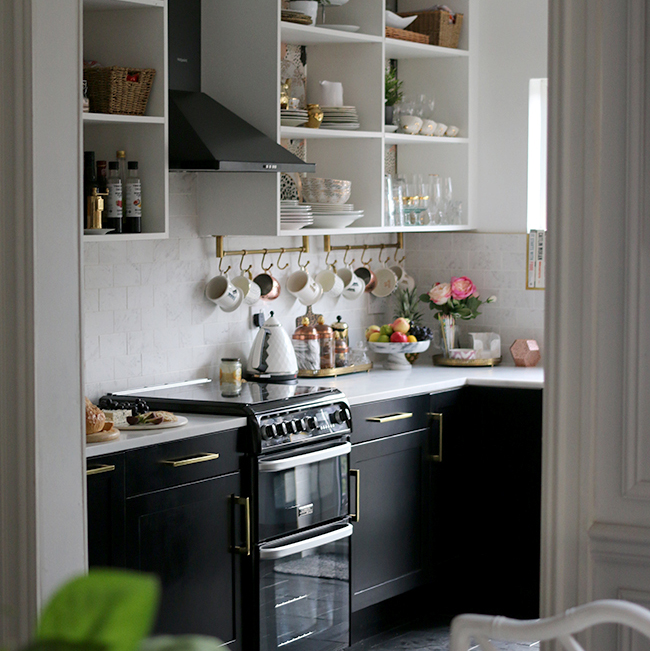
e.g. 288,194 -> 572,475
126,428 -> 243,497
350,394 -> 429,443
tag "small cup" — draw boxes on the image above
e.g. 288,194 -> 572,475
389,265 -> 416,291
433,122 -> 448,137
371,267 -> 398,298
400,115 -> 423,134
420,119 -> 437,136
232,274 -> 261,305
205,275 -> 243,312
315,268 -> 344,297
287,269 -> 324,305
253,272 -> 281,300
354,266 -> 377,293
336,267 -> 365,300
446,125 -> 460,137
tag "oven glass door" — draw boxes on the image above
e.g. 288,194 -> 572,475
257,441 -> 350,541
259,521 -> 351,651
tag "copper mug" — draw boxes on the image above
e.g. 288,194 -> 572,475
354,265 -> 377,293
253,272 -> 281,300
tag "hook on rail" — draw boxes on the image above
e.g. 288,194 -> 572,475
277,248 -> 290,270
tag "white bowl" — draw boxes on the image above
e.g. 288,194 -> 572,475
301,177 -> 352,204
368,340 -> 430,354
385,10 -> 418,29
308,213 -> 362,228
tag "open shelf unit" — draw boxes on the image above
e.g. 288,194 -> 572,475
196,0 -> 475,238
81,0 -> 168,242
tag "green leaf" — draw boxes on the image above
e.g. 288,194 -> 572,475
140,636 -> 226,651
419,293 -> 430,303
36,570 -> 160,651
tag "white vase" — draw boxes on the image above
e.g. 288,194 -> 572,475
437,313 -> 456,355
288,1 -> 319,24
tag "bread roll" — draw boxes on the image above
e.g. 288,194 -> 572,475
85,397 -> 106,435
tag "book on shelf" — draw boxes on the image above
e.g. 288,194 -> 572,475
527,230 -> 537,289
527,229 -> 546,289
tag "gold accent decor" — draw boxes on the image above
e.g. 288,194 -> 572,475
428,412 -> 443,462
231,495 -> 251,556
306,103 -> 324,128
214,236 -> 310,260
366,412 -> 413,423
350,469 -> 360,522
87,187 -> 109,229
433,355 -> 502,367
86,463 -> 116,476
323,233 -> 403,254
298,362 -> 372,378
160,452 -> 220,467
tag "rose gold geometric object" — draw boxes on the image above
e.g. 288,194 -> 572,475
509,339 -> 541,367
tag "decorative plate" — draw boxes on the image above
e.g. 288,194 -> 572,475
281,173 -> 300,201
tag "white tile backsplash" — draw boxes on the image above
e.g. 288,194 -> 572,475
82,177 -> 545,399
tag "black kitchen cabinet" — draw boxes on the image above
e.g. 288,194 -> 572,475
430,386 -> 543,619
86,453 -> 125,568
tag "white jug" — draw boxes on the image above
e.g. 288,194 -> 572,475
318,80 -> 344,107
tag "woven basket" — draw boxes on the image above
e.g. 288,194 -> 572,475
385,26 -> 429,44
398,10 -> 464,49
83,66 -> 156,115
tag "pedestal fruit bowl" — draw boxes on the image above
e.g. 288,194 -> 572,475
368,340 -> 430,370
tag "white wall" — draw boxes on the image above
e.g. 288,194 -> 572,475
473,0 -> 548,232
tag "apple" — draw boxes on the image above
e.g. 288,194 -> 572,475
378,334 -> 391,343
368,332 -> 382,342
380,324 -> 393,336
365,325 -> 381,340
391,317 -> 410,334
390,332 -> 409,343
407,335 -> 418,343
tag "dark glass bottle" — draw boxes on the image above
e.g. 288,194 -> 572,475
124,161 -> 142,233
105,161 -> 123,234
83,151 -> 97,228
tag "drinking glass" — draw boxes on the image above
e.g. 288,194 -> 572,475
427,174 -> 443,225
442,176 -> 453,224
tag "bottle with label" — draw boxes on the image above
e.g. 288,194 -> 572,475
83,151 -> 97,227
105,161 -> 123,234
315,315 -> 335,369
292,317 -> 320,372
116,150 -> 127,215
96,160 -> 107,194
124,161 -> 142,233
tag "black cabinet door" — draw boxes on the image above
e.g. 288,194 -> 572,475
432,387 -> 543,619
87,453 -> 125,568
125,471 -> 243,651
350,427 -> 431,612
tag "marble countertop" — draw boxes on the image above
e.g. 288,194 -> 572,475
86,365 -> 543,457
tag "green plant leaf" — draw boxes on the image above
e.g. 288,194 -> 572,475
36,570 -> 160,651
140,637 -> 225,651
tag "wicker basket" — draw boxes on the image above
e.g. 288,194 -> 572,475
385,26 -> 429,44
83,66 -> 156,116
398,9 -> 464,49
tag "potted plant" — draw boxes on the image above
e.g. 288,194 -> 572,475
385,67 -> 404,125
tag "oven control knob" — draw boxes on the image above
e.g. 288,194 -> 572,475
299,418 -> 309,432
306,416 -> 318,431
260,423 -> 276,440
286,420 -> 297,434
275,421 -> 287,437
330,409 -> 346,425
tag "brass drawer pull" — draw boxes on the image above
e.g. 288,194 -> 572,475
86,463 -> 115,476
160,452 -> 220,468
366,412 -> 413,423
428,412 -> 443,462
231,495 -> 251,556
350,469 -> 360,522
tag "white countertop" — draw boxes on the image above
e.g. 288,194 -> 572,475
86,413 -> 247,458
86,365 -> 543,457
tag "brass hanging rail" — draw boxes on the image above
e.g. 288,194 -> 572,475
322,232 -> 403,253
214,235 -> 310,259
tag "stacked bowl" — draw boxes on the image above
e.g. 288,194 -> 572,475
301,177 -> 363,229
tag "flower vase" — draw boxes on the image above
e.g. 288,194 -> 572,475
437,313 -> 456,356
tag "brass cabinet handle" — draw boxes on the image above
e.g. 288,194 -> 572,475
231,495 -> 251,556
86,463 -> 116,476
428,412 -> 443,462
366,412 -> 413,423
350,469 -> 360,522
160,452 -> 220,468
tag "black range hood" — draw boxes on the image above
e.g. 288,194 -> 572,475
168,0 -> 315,173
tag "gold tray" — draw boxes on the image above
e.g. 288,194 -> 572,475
433,355 -> 502,367
298,362 -> 373,378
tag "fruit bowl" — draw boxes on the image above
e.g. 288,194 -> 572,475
368,340 -> 430,370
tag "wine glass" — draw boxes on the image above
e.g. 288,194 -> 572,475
442,176 -> 453,224
427,174 -> 443,225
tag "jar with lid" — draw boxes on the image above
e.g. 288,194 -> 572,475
332,316 -> 349,349
315,315 -> 335,369
334,331 -> 349,368
220,358 -> 242,396
292,317 -> 320,371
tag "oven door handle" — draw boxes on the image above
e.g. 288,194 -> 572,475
259,522 -> 353,560
258,442 -> 351,472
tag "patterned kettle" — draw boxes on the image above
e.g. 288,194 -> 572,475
247,312 -> 298,382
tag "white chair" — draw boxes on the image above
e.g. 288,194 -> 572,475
450,600 -> 650,651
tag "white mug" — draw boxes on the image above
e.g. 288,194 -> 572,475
400,115 -> 423,134
336,267 -> 365,300
371,267 -> 398,298
434,122 -> 448,137
420,119 -> 437,136
232,274 -> 261,305
389,265 -> 416,291
287,269 -> 324,305
316,268 -> 344,297
205,275 -> 243,312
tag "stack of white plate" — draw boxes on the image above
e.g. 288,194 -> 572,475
281,108 -> 308,127
281,200 -> 313,230
304,203 -> 364,228
320,106 -> 360,130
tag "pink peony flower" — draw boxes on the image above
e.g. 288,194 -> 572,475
428,282 -> 452,305
450,276 -> 477,300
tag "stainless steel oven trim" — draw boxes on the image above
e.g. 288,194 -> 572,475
259,522 -> 352,560
258,442 -> 351,473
